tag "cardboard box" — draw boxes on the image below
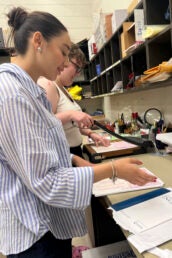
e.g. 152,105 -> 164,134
123,21 -> 134,32
104,13 -> 113,40
120,22 -> 135,58
112,9 -> 127,33
120,32 -> 125,58
127,0 -> 141,14
134,9 -> 145,42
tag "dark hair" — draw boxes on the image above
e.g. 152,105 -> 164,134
7,7 -> 68,54
69,43 -> 87,68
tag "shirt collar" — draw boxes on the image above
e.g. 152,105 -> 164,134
0,63 -> 44,99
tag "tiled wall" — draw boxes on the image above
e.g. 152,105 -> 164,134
79,97 -> 103,115
103,86 -> 172,125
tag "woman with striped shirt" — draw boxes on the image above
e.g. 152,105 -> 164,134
0,6 -> 156,258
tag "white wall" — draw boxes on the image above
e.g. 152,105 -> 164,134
92,0 -> 132,13
78,98 -> 103,115
1,0 -> 171,126
0,0 -> 134,43
0,0 -> 93,43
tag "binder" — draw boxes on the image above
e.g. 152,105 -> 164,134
111,188 -> 172,234
112,187 -> 170,211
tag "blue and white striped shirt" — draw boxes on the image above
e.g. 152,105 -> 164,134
0,63 -> 94,255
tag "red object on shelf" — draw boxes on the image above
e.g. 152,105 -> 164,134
92,43 -> 97,54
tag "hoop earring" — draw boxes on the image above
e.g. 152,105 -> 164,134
37,47 -> 42,52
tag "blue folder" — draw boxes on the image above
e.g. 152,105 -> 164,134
112,188 -> 170,211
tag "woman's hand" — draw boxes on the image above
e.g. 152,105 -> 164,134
71,111 -> 93,128
89,132 -> 110,147
114,158 -> 157,186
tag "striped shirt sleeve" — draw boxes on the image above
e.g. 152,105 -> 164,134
0,91 -> 93,209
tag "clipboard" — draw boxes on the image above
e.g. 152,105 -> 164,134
112,187 -> 169,211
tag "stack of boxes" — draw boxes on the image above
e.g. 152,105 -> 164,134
120,22 -> 135,58
120,9 -> 145,58
111,9 -> 127,34
134,9 -> 145,42
92,10 -> 127,55
104,13 -> 113,40
88,0 -> 144,61
94,12 -> 113,51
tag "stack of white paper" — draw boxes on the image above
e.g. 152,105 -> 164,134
93,167 -> 164,197
111,188 -> 172,253
128,220 -> 172,253
156,132 -> 172,146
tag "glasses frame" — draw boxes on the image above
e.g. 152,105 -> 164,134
69,59 -> 82,74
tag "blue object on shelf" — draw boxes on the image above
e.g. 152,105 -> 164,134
165,5 -> 170,20
96,64 -> 101,75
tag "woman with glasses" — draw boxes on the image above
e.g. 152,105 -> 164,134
38,44 -> 110,157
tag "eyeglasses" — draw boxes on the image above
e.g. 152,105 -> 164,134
70,59 -> 82,74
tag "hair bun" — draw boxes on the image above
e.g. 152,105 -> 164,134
7,7 -> 28,30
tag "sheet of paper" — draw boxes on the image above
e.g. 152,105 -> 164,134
91,141 -> 137,153
156,132 -> 172,146
128,220 -> 172,253
112,189 -> 172,234
93,167 -> 164,197
149,247 -> 172,258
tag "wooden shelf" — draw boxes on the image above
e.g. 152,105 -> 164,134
88,0 -> 172,97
